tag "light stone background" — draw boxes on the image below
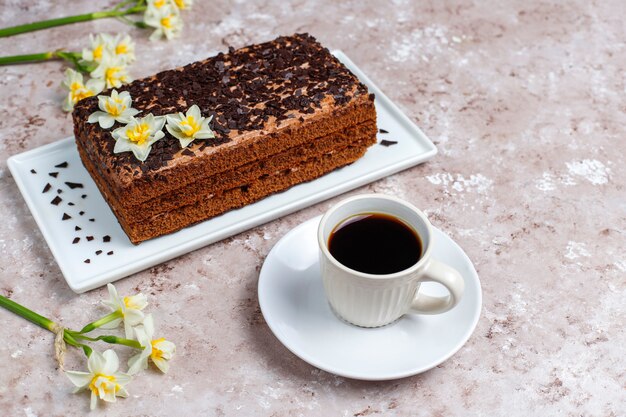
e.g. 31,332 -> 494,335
1,1 -> 624,416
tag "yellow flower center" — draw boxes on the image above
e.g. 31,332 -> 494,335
151,338 -> 167,360
174,0 -> 186,9
72,88 -> 94,103
115,43 -> 128,55
179,115 -> 200,137
126,123 -> 151,145
69,82 -> 84,93
154,0 -> 166,7
161,16 -> 173,29
93,44 -> 104,61
104,101 -> 126,117
89,374 -> 120,397
105,66 -> 124,86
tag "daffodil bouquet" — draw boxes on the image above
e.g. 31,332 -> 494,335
0,284 -> 175,410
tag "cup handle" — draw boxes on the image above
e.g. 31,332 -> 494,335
409,259 -> 465,315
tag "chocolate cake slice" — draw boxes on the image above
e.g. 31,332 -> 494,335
72,33 -> 377,244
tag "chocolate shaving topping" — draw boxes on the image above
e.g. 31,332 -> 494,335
62,213 -> 71,220
42,183 -> 51,193
380,139 -> 398,147
87,236 -> 94,241
55,162 -> 68,168
65,182 -> 84,189
73,33 -> 370,177
72,237 -> 80,244
103,235 -> 111,242
49,172 -> 58,178
378,128 -> 389,134
51,196 -> 62,205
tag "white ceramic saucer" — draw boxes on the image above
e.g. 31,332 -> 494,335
258,215 -> 482,381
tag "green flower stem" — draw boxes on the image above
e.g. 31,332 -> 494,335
0,4 -> 147,38
71,333 -> 143,350
0,295 -> 56,332
64,331 -> 93,357
0,51 -> 56,65
78,310 -> 123,334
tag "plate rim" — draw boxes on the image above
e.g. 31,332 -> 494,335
258,215 -> 483,381
7,50 -> 437,293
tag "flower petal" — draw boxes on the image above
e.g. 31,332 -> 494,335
90,391 -> 98,410
99,115 -> 115,129
152,357 -> 170,373
65,370 -> 92,388
102,349 -> 120,374
88,350 -> 106,374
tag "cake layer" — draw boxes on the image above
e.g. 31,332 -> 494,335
73,34 -> 376,206
79,137 -> 372,244
79,118 -> 376,222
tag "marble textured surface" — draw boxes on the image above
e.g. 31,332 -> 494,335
1,0 -> 624,415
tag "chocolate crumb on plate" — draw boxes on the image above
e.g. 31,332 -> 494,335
96,250 -> 102,255
49,172 -> 58,178
86,236 -> 94,241
62,213 -> 72,220
380,139 -> 398,147
72,237 -> 80,244
51,196 -> 62,205
42,183 -> 52,193
89,218 -> 95,222
107,251 -> 114,255
75,226 -> 82,231
30,169 -> 37,174
55,162 -> 69,168
79,211 -> 85,216
65,182 -> 84,189
103,235 -> 111,242
81,194 -> 87,199
379,128 -> 389,134
84,259 -> 90,264
57,189 -> 63,194
68,202 -> 75,206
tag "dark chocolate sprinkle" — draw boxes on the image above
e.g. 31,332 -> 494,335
181,149 -> 195,157
86,236 -> 94,241
51,196 -> 62,205
75,226 -> 82,231
89,218 -> 95,222
42,183 -> 52,193
84,259 -> 90,264
79,211 -> 85,215
62,213 -> 71,220
65,182 -> 84,189
380,139 -> 398,147
68,202 -> 75,206
96,250 -> 103,255
49,172 -> 58,178
55,162 -> 68,168
81,194 -> 87,199
72,237 -> 80,244
30,169 -> 37,174
103,235 -> 111,242
57,189 -> 63,194
378,129 -> 389,134
107,251 -> 114,255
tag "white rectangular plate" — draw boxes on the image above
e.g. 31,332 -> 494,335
7,51 -> 437,293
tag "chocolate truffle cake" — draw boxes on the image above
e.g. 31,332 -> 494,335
72,34 -> 377,244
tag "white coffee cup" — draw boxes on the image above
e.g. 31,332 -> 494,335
317,194 -> 465,328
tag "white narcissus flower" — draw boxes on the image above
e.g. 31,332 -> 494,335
144,5 -> 183,41
82,33 -> 111,63
165,104 -> 215,148
90,52 -> 132,89
147,0 -> 170,8
101,283 -> 149,338
112,114 -> 166,162
87,90 -> 140,129
62,68 -> 105,112
128,314 -> 176,375
109,33 -> 136,64
65,350 -> 131,410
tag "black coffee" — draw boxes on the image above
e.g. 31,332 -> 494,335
328,213 -> 422,275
